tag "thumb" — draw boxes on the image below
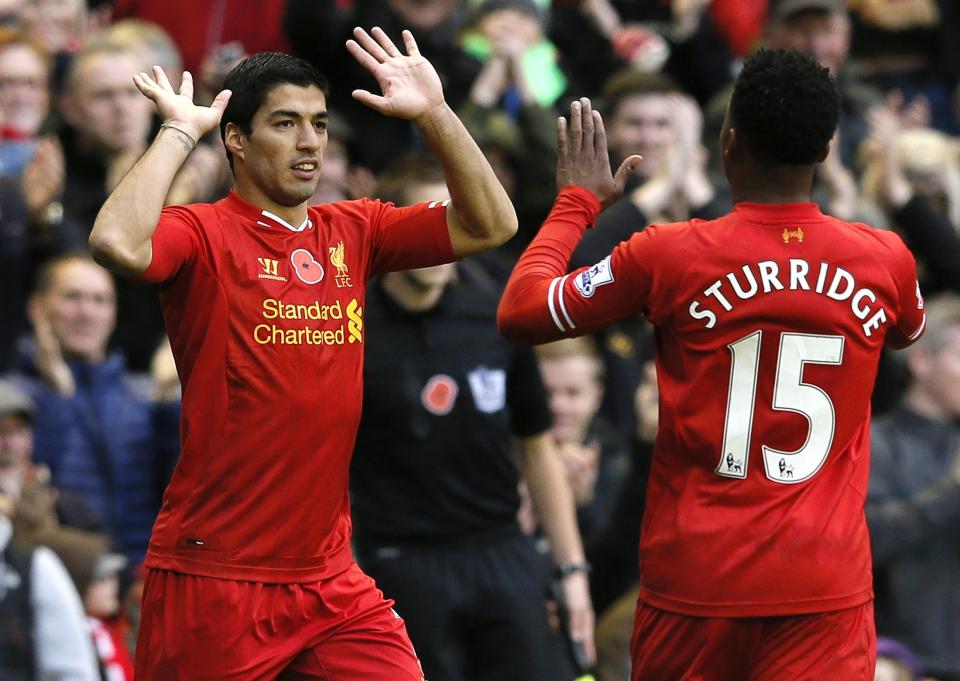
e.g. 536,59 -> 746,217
352,89 -> 390,114
613,154 -> 643,192
210,89 -> 232,118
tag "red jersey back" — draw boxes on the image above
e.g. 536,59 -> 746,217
138,191 -> 453,582
499,190 -> 925,616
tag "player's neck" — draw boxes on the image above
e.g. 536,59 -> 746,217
381,273 -> 445,313
729,162 -> 815,205
232,178 -> 308,227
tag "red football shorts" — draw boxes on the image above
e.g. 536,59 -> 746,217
630,599 -> 875,681
135,563 -> 424,680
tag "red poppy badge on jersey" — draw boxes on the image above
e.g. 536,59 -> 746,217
421,374 -> 458,415
291,248 -> 324,284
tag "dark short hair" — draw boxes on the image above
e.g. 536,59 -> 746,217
376,152 -> 446,205
219,52 -> 329,171
730,48 -> 839,165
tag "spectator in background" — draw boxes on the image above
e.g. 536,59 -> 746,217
867,293 -> 960,681
0,380 -> 100,681
8,254 -> 180,567
457,0 -> 563,253
110,0 -> 289,76
48,530 -> 134,681
0,34 -> 49,176
551,0 -> 733,105
860,98 -> 960,295
875,638 -> 923,681
535,337 -> 630,545
350,157 -> 593,679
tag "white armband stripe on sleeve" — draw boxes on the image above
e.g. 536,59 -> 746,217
547,277 -> 566,332
908,313 -> 926,340
557,274 -> 576,330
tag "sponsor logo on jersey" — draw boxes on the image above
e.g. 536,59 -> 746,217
257,257 -> 287,282
782,227 -> 804,243
253,297 -> 363,346
421,374 -> 458,415
291,248 -> 324,284
329,241 -> 352,288
574,256 -> 614,298
467,366 -> 506,414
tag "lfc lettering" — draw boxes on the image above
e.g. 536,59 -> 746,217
687,258 -> 889,337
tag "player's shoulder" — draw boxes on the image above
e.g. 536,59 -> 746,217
830,217 -> 912,261
308,197 -> 385,221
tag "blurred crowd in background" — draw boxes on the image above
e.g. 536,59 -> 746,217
0,0 -> 957,679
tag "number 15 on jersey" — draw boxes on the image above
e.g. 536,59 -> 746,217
717,331 -> 845,484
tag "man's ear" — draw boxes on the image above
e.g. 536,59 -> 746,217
224,122 -> 245,164
816,144 -> 830,163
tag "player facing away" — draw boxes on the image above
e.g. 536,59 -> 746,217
498,49 -> 926,681
88,28 -> 517,680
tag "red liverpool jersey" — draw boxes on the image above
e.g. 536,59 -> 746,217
499,186 -> 926,616
138,190 -> 454,582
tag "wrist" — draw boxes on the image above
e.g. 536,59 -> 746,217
159,122 -> 199,151
413,101 -> 453,129
555,561 -> 591,579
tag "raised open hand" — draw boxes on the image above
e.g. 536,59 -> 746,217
132,66 -> 231,144
346,27 -> 445,122
556,97 -> 642,210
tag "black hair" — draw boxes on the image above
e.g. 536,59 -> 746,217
219,52 -> 329,171
730,48 -> 839,165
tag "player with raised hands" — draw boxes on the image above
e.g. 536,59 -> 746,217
90,26 -> 516,680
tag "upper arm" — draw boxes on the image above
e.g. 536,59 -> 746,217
134,206 -> 205,284
369,200 -> 456,276
884,236 -> 926,349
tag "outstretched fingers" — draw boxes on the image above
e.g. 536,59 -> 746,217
370,26 -> 402,57
402,30 -> 420,57
153,65 -> 173,92
556,116 -> 569,158
352,27 -> 390,63
178,71 -> 194,100
570,100 -> 583,155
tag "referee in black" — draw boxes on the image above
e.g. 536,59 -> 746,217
350,155 -> 594,681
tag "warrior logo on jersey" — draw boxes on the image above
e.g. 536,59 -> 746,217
291,249 -> 324,284
467,366 -> 506,414
421,374 -> 458,415
574,256 -> 614,298
782,227 -> 804,243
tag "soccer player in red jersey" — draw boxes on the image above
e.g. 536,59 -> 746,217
498,49 -> 926,680
88,27 -> 517,680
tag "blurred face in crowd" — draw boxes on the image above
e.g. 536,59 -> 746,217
388,0 -> 458,33
40,259 -> 116,363
608,93 -> 674,178
228,83 -> 328,209
85,574 -> 120,618
0,413 -> 31,499
310,136 -> 349,205
770,10 -> 850,75
0,43 -> 49,136
21,0 -> 86,54
477,8 -> 543,49
62,51 -> 151,155
539,354 -> 603,444
909,322 -> 960,420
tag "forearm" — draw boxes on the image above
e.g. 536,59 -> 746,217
521,432 -> 587,565
498,187 -> 600,344
89,128 -> 194,276
415,104 -> 517,255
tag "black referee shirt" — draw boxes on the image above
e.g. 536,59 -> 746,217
350,278 -> 552,546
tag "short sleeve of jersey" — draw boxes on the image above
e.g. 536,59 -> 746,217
137,205 -> 205,283
368,199 -> 456,276
884,232 -> 925,348
545,224 -> 669,336
507,345 -> 552,438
